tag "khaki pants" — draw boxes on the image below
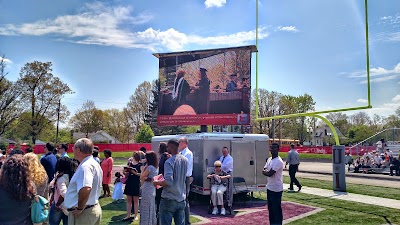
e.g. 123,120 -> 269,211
211,184 -> 227,206
68,204 -> 102,225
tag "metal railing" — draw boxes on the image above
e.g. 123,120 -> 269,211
349,128 -> 400,156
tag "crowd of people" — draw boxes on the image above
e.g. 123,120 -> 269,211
0,139 -> 103,225
0,134 -> 290,225
346,148 -> 399,176
0,136 -> 224,225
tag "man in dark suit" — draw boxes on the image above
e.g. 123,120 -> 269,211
195,68 -> 210,114
171,70 -> 191,114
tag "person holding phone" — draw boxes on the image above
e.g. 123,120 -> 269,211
122,152 -> 142,221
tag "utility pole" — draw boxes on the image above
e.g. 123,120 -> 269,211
56,99 -> 61,143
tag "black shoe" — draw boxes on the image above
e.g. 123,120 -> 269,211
298,186 -> 302,192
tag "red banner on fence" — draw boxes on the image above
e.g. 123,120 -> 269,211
281,146 -> 377,156
7,143 -> 376,156
8,143 -> 153,154
157,114 -> 250,126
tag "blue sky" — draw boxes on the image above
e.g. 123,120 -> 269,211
0,0 -> 399,122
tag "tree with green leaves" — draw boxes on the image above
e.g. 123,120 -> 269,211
69,100 -> 104,137
347,124 -> 374,144
7,112 -> 55,144
126,81 -> 152,132
294,93 -> 315,144
384,107 -> 400,128
326,112 -> 350,137
349,112 -> 370,126
0,54 -> 22,136
103,108 -> 131,143
252,89 -> 284,138
135,124 -> 154,143
18,61 -> 72,144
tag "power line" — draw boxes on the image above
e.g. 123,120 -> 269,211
63,97 -> 128,105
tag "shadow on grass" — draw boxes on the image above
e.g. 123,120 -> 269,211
288,194 -> 394,225
101,200 -> 126,211
101,200 -> 139,225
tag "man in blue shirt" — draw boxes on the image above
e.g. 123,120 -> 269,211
57,143 -> 70,158
154,138 -> 188,225
40,142 -> 57,185
179,137 -> 193,225
226,73 -> 238,92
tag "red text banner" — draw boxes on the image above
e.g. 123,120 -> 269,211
157,114 -> 250,126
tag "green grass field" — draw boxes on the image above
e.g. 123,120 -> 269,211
99,197 -> 201,225
99,189 -> 400,225
270,191 -> 399,225
283,176 -> 400,200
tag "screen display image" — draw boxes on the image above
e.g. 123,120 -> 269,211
154,45 -> 256,126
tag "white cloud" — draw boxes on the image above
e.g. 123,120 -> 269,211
0,56 -> 12,64
380,16 -> 392,21
364,101 -> 400,117
345,95 -> 400,117
360,74 -> 400,84
188,27 -> 269,46
379,14 -> 400,24
393,95 -> 400,102
346,63 -> 400,78
277,26 -> 299,32
205,0 -> 227,8
376,31 -> 400,42
357,99 -> 368,103
0,3 -> 270,51
341,63 -> 400,84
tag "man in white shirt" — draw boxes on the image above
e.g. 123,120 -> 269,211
373,153 -> 383,168
179,137 -> 193,225
64,138 -> 103,225
219,146 -> 233,206
376,138 -> 385,154
263,142 -> 284,225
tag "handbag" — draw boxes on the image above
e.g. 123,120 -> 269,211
31,194 -> 49,223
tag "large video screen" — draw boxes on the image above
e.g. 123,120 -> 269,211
155,46 -> 255,126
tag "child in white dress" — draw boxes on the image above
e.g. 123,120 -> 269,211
112,172 -> 124,202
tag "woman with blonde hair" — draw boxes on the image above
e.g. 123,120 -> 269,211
24,152 -> 48,196
207,160 -> 231,215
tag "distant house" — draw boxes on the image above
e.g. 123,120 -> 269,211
73,130 -> 121,144
309,126 -> 346,146
0,137 -> 16,145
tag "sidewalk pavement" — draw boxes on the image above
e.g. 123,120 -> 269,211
296,161 -> 400,181
284,184 -> 400,210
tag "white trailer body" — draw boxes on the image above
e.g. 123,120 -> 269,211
151,133 -> 269,195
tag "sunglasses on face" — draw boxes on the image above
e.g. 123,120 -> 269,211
215,166 -> 221,167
